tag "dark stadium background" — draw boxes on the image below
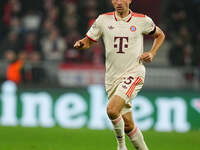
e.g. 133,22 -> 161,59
0,0 -> 199,150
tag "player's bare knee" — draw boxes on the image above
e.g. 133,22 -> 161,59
106,106 -> 120,120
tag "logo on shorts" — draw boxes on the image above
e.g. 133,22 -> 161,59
122,85 -> 127,89
108,26 -> 114,30
130,26 -> 136,32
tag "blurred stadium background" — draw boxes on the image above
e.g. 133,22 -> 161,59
0,0 -> 200,150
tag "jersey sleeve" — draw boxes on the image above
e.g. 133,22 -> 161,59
142,16 -> 156,35
86,15 -> 103,42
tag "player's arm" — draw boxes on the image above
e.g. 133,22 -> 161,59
74,15 -> 102,50
74,37 -> 95,49
140,26 -> 165,63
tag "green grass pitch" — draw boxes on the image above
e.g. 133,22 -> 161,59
0,126 -> 199,150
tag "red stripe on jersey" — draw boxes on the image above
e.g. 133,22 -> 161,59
114,13 -> 118,21
114,11 -> 132,22
86,34 -> 97,42
129,77 -> 142,97
132,12 -> 145,18
126,15 -> 133,22
126,81 -> 137,97
126,77 -> 142,97
128,78 -> 142,97
102,12 -> 114,15
126,77 -> 139,97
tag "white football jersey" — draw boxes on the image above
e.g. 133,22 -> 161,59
86,10 -> 156,85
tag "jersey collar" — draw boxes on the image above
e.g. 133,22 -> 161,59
114,10 -> 133,22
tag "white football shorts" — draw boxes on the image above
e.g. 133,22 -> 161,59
106,75 -> 144,115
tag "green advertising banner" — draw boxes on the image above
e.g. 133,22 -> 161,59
0,81 -> 200,132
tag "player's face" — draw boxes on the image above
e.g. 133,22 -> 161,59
112,0 -> 132,14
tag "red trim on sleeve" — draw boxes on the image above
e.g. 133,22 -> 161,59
86,34 -> 97,42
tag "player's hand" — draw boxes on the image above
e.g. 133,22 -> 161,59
139,51 -> 155,63
74,40 -> 84,49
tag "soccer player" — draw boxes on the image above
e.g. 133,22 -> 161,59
74,0 -> 165,149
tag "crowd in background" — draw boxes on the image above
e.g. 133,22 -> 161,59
167,0 -> 200,67
0,0 -> 109,64
0,0 -> 200,84
165,0 -> 200,80
0,0 -> 110,83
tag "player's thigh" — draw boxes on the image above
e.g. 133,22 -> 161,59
106,83 -> 126,115
107,95 -> 126,115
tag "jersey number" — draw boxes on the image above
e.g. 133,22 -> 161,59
124,76 -> 134,85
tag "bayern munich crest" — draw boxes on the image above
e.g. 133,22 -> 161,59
130,26 -> 136,32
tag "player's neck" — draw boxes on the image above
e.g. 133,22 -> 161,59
116,9 -> 130,18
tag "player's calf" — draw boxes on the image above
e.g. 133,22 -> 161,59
126,126 -> 149,150
124,119 -> 134,134
123,112 -> 148,150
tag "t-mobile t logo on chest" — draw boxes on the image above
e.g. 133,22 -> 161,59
114,37 -> 129,53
